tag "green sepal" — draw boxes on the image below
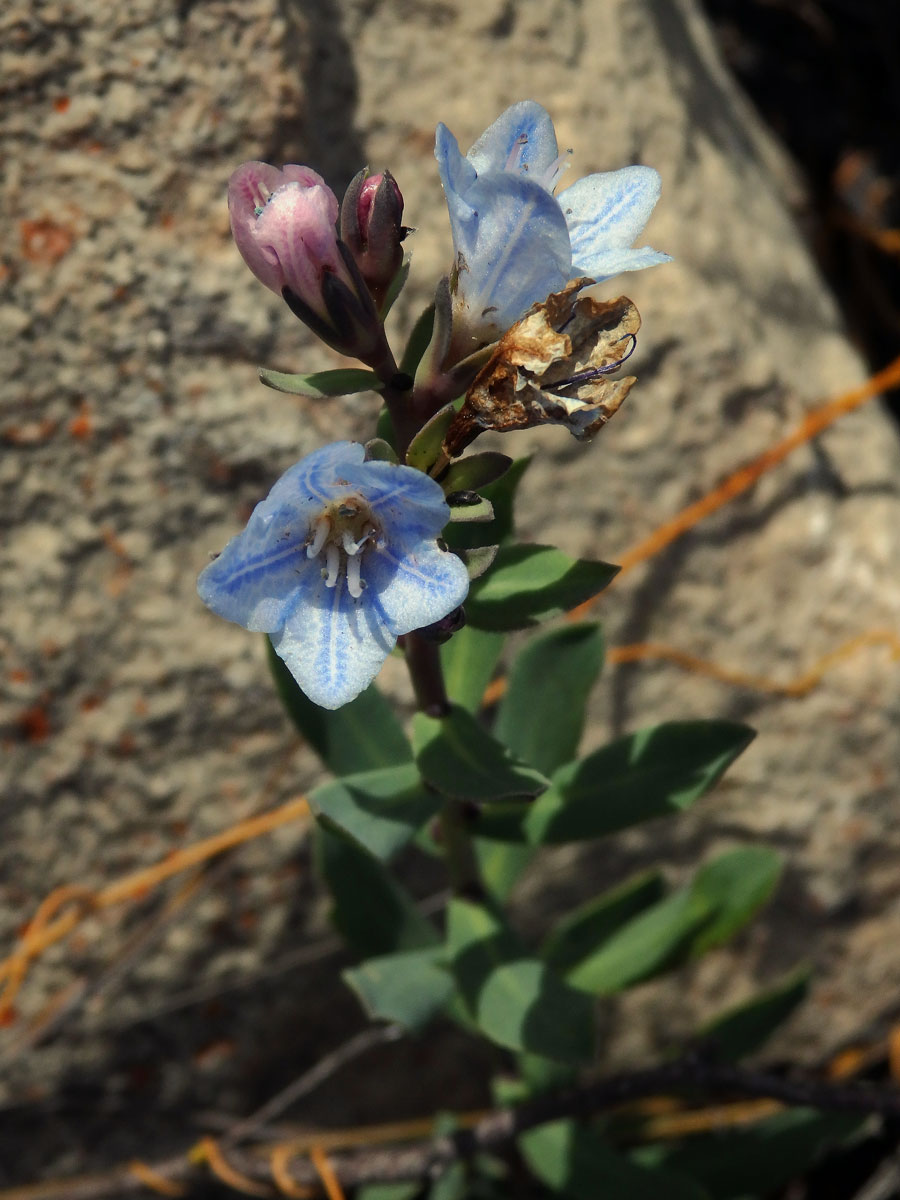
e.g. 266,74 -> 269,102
448,496 -> 494,522
442,456 -> 530,553
697,966 -> 811,1061
521,1120 -> 709,1200
439,452 -> 512,495
405,402 -> 458,472
364,436 -> 399,463
258,366 -> 383,397
399,302 -> 436,378
413,705 -> 549,802
465,544 -> 619,631
375,404 -> 396,450
309,763 -> 442,862
316,825 -> 438,957
266,637 -> 411,774
456,544 -> 499,580
343,946 -> 452,1031
379,254 -> 411,318
447,898 -> 594,1063
414,276 -> 453,389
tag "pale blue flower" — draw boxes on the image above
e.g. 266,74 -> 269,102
435,100 -> 670,344
198,442 -> 469,709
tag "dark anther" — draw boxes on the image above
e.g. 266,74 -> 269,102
554,333 -> 638,392
446,489 -> 482,507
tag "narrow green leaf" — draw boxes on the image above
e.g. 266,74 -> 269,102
697,967 -> 810,1062
642,1108 -> 864,1200
465,544 -> 618,632
427,1163 -> 467,1200
375,405 -> 396,450
439,625 -> 505,713
495,622 -> 604,776
448,899 -> 594,1063
310,764 -> 441,861
565,888 -> 713,995
524,721 -> 755,844
413,706 -> 549,802
343,947 -> 452,1030
440,452 -> 512,495
258,366 -> 382,397
521,1120 -> 709,1200
399,303 -> 436,378
688,846 -> 783,956
541,870 -> 666,974
267,637 -> 411,774
457,544 -> 499,580
316,827 -> 438,957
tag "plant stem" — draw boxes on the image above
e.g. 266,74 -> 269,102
403,632 -> 450,718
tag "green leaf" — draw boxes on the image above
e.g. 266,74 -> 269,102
564,887 -> 713,994
439,625 -> 505,713
357,1185 -> 420,1200
316,827 -> 438,957
448,899 -> 594,1063
343,947 -> 452,1030
375,404 -> 396,450
427,1163 -> 467,1200
641,1108 -> 864,1200
266,637 -> 411,774
258,366 -> 382,397
495,622 -> 604,776
413,706 -> 549,802
688,846 -> 783,956
400,303 -> 436,378
521,1120 -> 709,1200
465,545 -> 618,632
472,839 -> 535,903
440,452 -> 512,495
541,870 -> 666,974
442,456 -> 531,552
513,721 -> 755,845
310,764 -> 442,862
697,967 -> 810,1062
406,403 -> 458,472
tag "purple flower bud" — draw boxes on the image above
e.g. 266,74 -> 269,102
228,161 -> 396,371
228,161 -> 355,324
340,169 -> 406,309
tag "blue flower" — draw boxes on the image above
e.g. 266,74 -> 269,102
198,442 -> 469,709
435,100 -> 671,345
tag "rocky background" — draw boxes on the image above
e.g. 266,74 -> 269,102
2,0 -> 900,1186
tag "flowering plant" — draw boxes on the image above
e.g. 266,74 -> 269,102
195,102 -> 805,1197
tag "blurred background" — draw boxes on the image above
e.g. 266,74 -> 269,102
2,0 -> 900,1191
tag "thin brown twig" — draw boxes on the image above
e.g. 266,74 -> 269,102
4,1055 -> 900,1199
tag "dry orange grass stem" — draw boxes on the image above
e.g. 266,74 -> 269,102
2,354 -> 900,1028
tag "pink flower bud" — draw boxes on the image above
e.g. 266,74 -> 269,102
340,169 -> 406,309
228,161 -> 355,322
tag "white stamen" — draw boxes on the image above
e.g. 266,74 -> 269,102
505,133 -> 528,173
342,530 -> 363,556
307,517 -> 329,558
324,543 -> 340,588
346,553 -> 363,598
